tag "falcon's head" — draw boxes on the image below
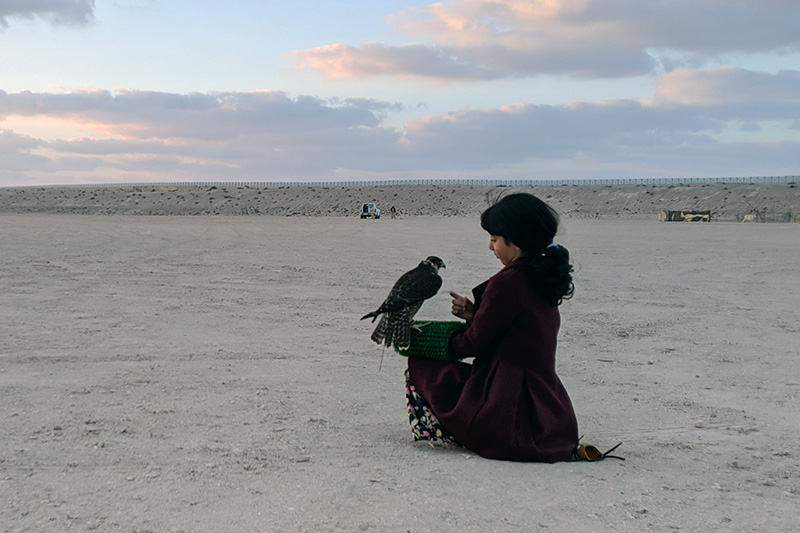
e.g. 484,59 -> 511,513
423,256 -> 446,272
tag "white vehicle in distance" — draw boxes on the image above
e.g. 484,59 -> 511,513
360,203 -> 381,219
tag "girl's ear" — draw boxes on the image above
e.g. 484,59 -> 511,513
504,237 -> 521,252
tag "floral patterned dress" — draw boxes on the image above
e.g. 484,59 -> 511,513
405,370 -> 459,446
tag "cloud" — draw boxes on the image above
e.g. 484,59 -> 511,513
652,67 -> 800,107
0,0 -> 95,29
395,68 -> 800,171
0,89 -> 388,140
0,129 -> 48,170
1,69 -> 799,186
288,42 -> 506,81
0,89 -> 407,184
289,0 -> 800,82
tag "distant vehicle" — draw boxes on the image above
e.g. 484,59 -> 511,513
361,203 -> 381,219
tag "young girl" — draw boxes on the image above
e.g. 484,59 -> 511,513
405,193 -> 579,462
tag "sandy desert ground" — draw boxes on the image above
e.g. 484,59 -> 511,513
1,209 -> 798,531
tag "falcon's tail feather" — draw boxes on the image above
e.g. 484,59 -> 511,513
370,315 -> 388,345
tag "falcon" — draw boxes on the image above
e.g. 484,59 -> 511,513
361,256 -> 445,350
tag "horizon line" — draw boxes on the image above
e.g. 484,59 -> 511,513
2,175 -> 798,190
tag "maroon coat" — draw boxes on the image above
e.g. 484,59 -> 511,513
407,259 -> 578,462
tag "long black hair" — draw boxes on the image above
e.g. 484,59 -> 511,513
480,192 -> 574,306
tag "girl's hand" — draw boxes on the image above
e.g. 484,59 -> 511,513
450,291 -> 475,321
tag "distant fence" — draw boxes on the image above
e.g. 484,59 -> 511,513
6,175 -> 799,189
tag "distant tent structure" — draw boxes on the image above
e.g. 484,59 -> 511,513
659,210 -> 711,222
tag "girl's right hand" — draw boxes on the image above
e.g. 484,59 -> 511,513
450,291 -> 475,321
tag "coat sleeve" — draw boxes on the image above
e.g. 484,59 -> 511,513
449,270 -> 523,359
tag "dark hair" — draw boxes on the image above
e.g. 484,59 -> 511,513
481,192 -> 574,305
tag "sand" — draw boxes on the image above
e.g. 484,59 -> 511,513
1,208 -> 798,531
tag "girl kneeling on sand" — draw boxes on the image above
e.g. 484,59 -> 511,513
405,193 -> 578,462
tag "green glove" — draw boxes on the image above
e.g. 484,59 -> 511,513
394,321 -> 468,361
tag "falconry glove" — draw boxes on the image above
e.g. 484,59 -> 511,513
393,320 -> 467,361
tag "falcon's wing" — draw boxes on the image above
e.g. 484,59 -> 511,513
379,264 -> 442,313
388,306 -> 412,350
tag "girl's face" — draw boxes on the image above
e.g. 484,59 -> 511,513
489,235 -> 524,266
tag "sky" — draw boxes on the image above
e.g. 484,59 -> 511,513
1,0 -> 799,186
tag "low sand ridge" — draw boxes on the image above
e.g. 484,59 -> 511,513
2,181 -> 799,219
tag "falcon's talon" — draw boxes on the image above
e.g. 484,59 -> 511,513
411,321 -> 431,332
